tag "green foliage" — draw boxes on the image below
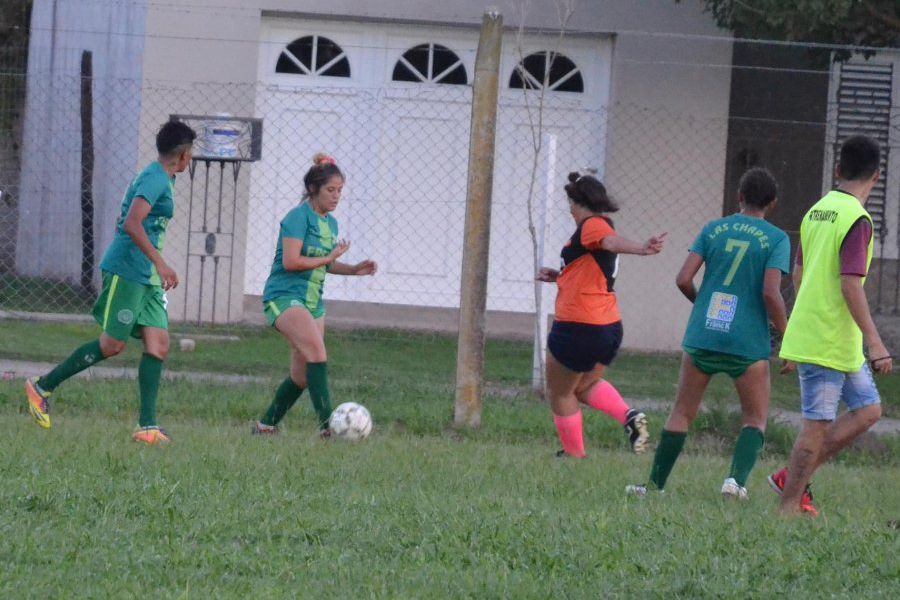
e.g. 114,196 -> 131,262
0,0 -> 30,51
685,0 -> 900,49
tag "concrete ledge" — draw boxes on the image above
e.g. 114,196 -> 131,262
243,296 -> 537,340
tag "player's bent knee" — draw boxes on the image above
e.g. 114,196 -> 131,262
858,404 -> 882,426
100,337 -> 126,357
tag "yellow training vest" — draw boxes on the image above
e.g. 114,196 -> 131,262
780,190 -> 873,371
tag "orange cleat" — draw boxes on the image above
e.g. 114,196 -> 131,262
132,426 -> 171,445
25,377 -> 51,429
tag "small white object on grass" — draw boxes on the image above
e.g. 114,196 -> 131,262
179,338 -> 196,352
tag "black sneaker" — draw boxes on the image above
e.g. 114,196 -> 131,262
624,409 -> 649,454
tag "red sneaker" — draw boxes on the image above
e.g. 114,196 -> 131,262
768,467 -> 819,516
767,467 -> 788,494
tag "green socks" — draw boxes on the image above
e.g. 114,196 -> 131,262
649,429 -> 687,490
728,426 -> 765,487
306,362 -> 332,431
261,376 -> 305,426
138,353 -> 164,427
40,339 -> 105,391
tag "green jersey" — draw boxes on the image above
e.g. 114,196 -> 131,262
99,161 -> 175,285
682,213 -> 790,360
263,202 -> 338,305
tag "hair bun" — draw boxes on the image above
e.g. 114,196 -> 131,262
312,152 -> 336,166
567,172 -> 581,183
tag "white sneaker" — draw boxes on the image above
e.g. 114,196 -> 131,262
721,477 -> 748,501
625,484 -> 664,497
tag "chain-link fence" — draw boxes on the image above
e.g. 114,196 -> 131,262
2,16 -> 900,389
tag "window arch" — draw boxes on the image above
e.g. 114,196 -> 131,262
392,43 -> 467,85
509,51 -> 583,93
276,35 -> 351,77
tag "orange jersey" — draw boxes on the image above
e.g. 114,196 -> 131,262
554,216 -> 621,325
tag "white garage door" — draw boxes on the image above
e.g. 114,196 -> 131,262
246,17 -> 612,312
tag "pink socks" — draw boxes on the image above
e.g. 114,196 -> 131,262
553,412 -> 586,457
584,379 -> 629,424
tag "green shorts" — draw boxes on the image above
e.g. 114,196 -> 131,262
263,296 -> 325,326
91,271 -> 168,341
684,346 -> 759,379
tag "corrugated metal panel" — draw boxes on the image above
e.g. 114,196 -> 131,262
835,62 -> 892,237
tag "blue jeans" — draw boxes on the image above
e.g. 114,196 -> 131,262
797,362 -> 881,421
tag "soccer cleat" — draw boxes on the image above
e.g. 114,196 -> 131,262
252,421 -> 279,435
625,483 -> 665,497
721,477 -> 749,501
25,377 -> 52,429
319,428 -> 333,440
132,426 -> 171,445
625,483 -> 647,497
624,409 -> 649,454
767,467 -> 819,516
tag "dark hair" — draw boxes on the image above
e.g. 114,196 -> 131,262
157,121 -> 196,156
738,167 -> 778,209
304,152 -> 344,199
564,172 -> 618,213
838,135 -> 881,181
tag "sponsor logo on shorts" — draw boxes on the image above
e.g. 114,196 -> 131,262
117,309 -> 134,324
85,353 -> 95,364
705,292 -> 737,332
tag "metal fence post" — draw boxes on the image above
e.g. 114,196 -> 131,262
454,8 -> 502,428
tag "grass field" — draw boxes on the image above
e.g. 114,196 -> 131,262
2,319 -> 899,420
2,320 -> 899,597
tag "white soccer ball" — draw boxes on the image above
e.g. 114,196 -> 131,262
328,402 -> 373,441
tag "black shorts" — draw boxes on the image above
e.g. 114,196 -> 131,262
547,320 -> 624,372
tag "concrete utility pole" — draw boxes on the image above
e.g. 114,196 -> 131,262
454,8 -> 502,428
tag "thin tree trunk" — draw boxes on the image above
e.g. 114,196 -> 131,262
79,50 -> 95,294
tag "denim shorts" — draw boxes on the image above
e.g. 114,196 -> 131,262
797,362 -> 881,421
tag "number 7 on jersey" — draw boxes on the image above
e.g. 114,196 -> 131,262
723,238 -> 750,286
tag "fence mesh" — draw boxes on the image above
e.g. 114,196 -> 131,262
2,12 -> 900,392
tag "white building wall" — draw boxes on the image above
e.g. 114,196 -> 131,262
20,0 -> 732,350
17,0 -> 147,282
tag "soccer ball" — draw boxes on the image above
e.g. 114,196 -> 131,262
328,402 -> 373,440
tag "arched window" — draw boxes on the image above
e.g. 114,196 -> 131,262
509,51 -> 583,93
392,44 -> 467,85
276,35 -> 350,77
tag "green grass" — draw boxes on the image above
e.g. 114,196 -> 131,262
2,318 -> 898,419
1,376 -> 899,597
0,274 -> 94,314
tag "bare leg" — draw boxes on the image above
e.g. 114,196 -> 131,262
573,363 -> 607,405
733,360 -> 770,431
665,353 -> 712,433
546,352 -> 588,457
546,352 -> 582,417
820,404 -> 882,463
780,420 -> 829,513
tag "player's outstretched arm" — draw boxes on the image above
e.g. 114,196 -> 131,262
123,197 -> 178,289
600,232 -> 667,256
675,251 -> 703,303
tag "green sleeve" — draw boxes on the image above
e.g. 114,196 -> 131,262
281,208 -> 309,240
133,170 -> 169,208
